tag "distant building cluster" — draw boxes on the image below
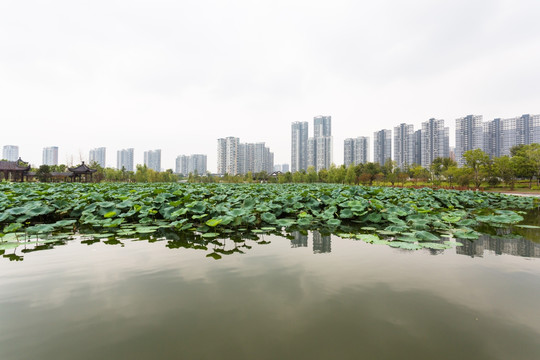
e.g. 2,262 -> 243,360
5,112 -> 539,173
175,154 -> 207,176
340,113 -> 539,170
217,137 -> 274,175
274,164 -> 289,173
291,116 -> 333,172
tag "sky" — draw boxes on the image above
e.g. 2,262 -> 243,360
1,0 -> 540,172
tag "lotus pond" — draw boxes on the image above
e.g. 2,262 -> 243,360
1,183 -> 540,359
1,183 -> 539,252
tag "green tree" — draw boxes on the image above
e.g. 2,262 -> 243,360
306,166 -> 318,183
362,162 -> 381,186
344,165 -> 356,184
511,144 -> 536,188
462,149 -> 490,188
493,156 -> 516,189
36,165 -> 51,182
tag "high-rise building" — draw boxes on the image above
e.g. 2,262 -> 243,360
281,164 -> 289,172
218,137 -> 273,175
373,129 -> 392,166
217,137 -> 239,175
117,148 -> 134,172
344,137 -> 369,167
500,114 -> 540,156
393,124 -> 414,169
314,115 -> 332,138
254,143 -> 273,173
89,147 -> 106,168
421,118 -> 449,168
291,122 -> 308,173
144,149 -> 161,172
176,154 -> 207,175
42,146 -> 59,166
483,118 -> 502,159
175,155 -> 189,175
190,154 -> 207,175
455,115 -> 483,167
308,116 -> 333,172
413,129 -> 422,165
2,145 -> 19,161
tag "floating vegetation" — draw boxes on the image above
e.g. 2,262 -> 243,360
0,182 -> 538,259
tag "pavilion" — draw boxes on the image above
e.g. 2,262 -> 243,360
68,162 -> 97,182
0,158 -> 31,182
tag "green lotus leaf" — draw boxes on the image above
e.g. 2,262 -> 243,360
420,242 -> 450,250
515,224 -> 540,229
201,232 -> 219,238
389,241 -> 422,250
3,223 -> 23,233
206,219 -> 223,227
354,234 -> 379,243
414,231 -> 440,242
104,211 -> 117,218
260,212 -> 277,224
327,219 -> 341,227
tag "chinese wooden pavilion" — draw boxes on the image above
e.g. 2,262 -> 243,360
68,162 -> 97,182
0,158 -> 31,182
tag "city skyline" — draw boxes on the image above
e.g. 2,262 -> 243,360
1,1 -> 539,173
2,111 -> 540,172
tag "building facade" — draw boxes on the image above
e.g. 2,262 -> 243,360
291,121 -> 308,173
420,118 -> 449,168
308,116 -> 333,172
117,148 -> 134,172
455,115 -> 483,167
218,137 -> 273,175
344,137 -> 369,167
393,124 -> 414,169
2,145 -> 19,161
413,129 -> 422,165
176,154 -> 207,175
144,149 -> 161,172
373,129 -> 392,166
42,146 -> 59,166
483,118 -> 502,159
89,147 -> 106,168
500,114 -> 540,156
217,137 -> 239,175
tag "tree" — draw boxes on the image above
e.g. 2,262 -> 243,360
306,166 -> 318,183
493,156 -> 516,189
363,162 -> 381,186
430,157 -> 457,184
344,165 -> 356,184
462,149 -> 490,188
511,144 -> 536,188
382,160 -> 397,186
36,165 -> 51,182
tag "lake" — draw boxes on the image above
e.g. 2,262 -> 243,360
1,230 -> 539,360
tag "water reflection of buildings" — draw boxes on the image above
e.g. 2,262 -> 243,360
457,235 -> 540,258
291,232 -> 308,248
290,231 -> 331,254
313,231 -> 331,254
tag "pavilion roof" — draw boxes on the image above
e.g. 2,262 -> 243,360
68,162 -> 97,174
0,159 -> 31,171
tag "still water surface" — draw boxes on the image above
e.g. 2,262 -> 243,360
1,233 -> 540,360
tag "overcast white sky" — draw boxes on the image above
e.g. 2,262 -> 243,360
1,0 -> 539,171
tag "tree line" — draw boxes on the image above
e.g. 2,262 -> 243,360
30,143 -> 540,188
